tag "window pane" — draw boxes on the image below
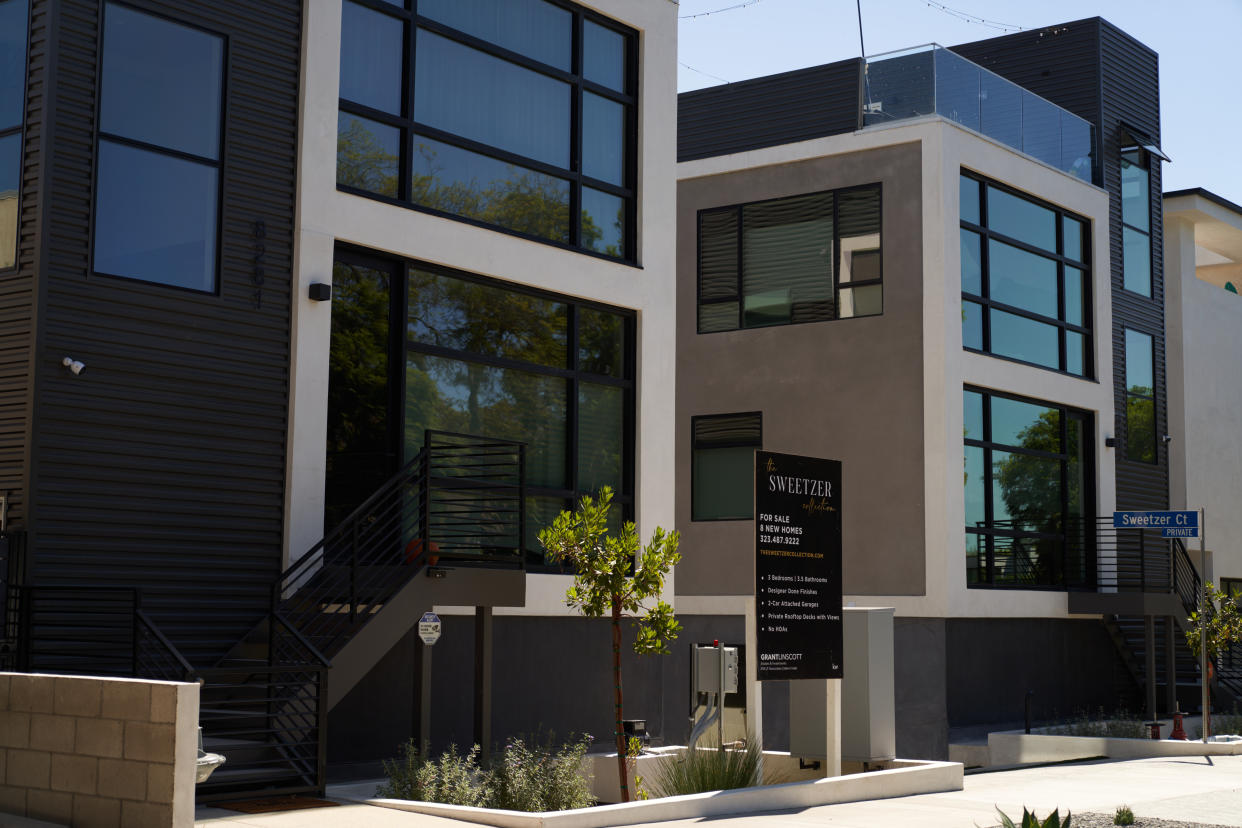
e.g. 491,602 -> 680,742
838,284 -> 882,318
964,445 -> 985,527
411,135 -> 570,243
419,0 -> 571,71
584,20 -> 627,92
581,187 -> 626,257
0,0 -> 28,130
959,174 -> 980,225
1125,329 -> 1153,393
582,92 -> 625,186
742,192 -> 833,327
989,308 -> 1058,369
988,239 -> 1057,318
1063,216 -> 1085,263
963,390 -> 983,440
1126,396 -> 1156,463
1065,266 -> 1084,326
405,353 -> 567,488
966,532 -> 983,584
962,300 -> 983,350
526,495 -> 570,563
578,382 -> 623,491
578,307 -> 626,377
415,28 -> 570,168
93,140 -> 217,291
1123,226 -> 1151,296
986,186 -> 1056,252
699,302 -> 738,333
339,1 -> 404,115
699,208 -> 738,301
100,3 -> 223,159
0,132 -> 16,269
838,186 -> 881,277
693,446 -> 754,520
1066,331 -> 1085,377
1121,150 -> 1149,232
960,228 -> 981,294
992,449 -> 1061,530
407,267 -> 568,368
843,249 -> 881,283
991,396 -> 1058,449
337,113 -> 400,197
694,413 -> 761,448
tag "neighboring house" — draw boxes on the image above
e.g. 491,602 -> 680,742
674,18 -> 1214,760
1164,189 -> 1242,593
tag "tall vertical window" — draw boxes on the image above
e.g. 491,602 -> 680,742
697,184 -> 883,333
1121,148 -> 1152,297
964,387 -> 1092,588
0,0 -> 29,270
336,0 -> 637,261
961,173 -> 1092,377
1124,328 -> 1157,464
92,4 -> 224,292
691,413 -> 761,520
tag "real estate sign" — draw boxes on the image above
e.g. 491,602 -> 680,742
754,450 -> 843,681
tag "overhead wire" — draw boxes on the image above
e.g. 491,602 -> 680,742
679,0 -> 762,20
678,61 -> 731,84
921,0 -> 1025,33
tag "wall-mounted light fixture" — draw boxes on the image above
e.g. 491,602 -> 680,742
61,357 -> 85,376
308,283 -> 332,302
1104,436 -> 1116,448
1162,434 -> 1173,444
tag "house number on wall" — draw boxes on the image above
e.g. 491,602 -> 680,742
252,220 -> 266,310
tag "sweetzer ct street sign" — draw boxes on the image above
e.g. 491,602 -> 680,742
418,611 -> 442,645
1113,510 -> 1199,539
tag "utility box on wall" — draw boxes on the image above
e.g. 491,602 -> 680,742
789,606 -> 895,762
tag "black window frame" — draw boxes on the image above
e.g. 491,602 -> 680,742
89,0 -> 228,295
336,0 -> 639,265
1120,146 -> 1153,299
695,183 -> 884,334
0,0 -> 30,273
964,385 -> 1096,590
960,171 -> 1094,379
331,242 -> 636,571
690,411 -> 762,522
1222,578 -> 1242,600
1123,326 -> 1158,465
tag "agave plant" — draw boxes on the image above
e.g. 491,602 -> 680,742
995,806 -> 1072,828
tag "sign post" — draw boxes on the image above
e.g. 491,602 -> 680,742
755,450 -> 843,774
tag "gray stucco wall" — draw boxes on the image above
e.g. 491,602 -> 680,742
675,142 -> 926,597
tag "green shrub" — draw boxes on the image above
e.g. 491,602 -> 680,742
995,806 -> 1072,828
1197,704 -> 1242,739
1046,707 -> 1145,739
650,737 -> 763,797
1114,804 -> 1135,825
487,733 -> 594,811
376,743 -> 487,807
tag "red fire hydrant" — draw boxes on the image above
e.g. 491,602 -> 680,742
1170,710 -> 1188,740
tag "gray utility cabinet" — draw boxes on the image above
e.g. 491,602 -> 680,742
789,606 -> 895,762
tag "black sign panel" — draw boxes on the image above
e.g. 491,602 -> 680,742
754,450 -> 842,681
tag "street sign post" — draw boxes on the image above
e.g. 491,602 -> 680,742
418,611 -> 442,646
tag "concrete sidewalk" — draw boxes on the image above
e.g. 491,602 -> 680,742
194,755 -> 1242,827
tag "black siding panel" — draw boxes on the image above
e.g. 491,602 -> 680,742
28,0 -> 302,665
678,59 -> 861,162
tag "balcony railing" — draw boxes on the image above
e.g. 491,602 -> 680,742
862,45 -> 1094,182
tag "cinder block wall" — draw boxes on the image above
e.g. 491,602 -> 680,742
0,673 -> 199,827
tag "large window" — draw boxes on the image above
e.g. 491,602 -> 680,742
964,387 -> 1093,588
697,185 -> 882,333
691,412 -> 761,521
1124,328 -> 1157,464
336,0 -> 636,261
92,3 -> 224,292
1121,148 -> 1152,297
961,173 -> 1091,377
328,248 -> 635,567
0,0 -> 29,270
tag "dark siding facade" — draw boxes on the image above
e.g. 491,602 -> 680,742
955,19 -> 1168,511
677,59 -> 860,162
25,0 -> 302,664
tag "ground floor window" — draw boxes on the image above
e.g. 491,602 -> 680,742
964,387 -> 1094,588
327,246 -> 634,568
691,412 -> 761,521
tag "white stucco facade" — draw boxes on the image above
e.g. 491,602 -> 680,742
285,0 -> 680,614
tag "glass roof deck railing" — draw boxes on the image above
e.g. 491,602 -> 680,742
862,45 -> 1094,183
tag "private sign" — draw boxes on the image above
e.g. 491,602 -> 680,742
1113,510 -> 1199,539
418,611 -> 442,645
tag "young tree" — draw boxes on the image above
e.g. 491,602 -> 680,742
539,486 -> 680,803
1186,581 -> 1242,661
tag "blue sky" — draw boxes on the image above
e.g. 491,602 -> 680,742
676,0 -> 1242,205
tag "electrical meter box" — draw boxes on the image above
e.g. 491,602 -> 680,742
692,644 -> 739,695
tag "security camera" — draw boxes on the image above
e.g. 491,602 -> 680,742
1162,434 -> 1173,444
61,357 -> 85,376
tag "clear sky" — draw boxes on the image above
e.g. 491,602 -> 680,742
676,0 -> 1242,205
